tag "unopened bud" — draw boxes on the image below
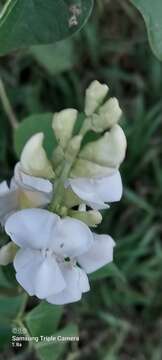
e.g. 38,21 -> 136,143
85,80 -> 109,116
79,125 -> 127,168
92,98 -> 122,132
52,109 -> 78,148
0,242 -> 17,266
71,159 -> 113,178
69,209 -> 102,227
20,133 -> 55,179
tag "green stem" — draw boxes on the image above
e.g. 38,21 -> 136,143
49,160 -> 73,213
0,77 -> 18,129
17,292 -> 29,318
49,115 -> 91,214
79,117 -> 91,136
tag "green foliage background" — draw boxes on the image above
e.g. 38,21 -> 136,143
0,0 -> 162,359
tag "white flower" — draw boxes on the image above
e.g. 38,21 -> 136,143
5,209 -> 115,305
0,163 -> 52,225
67,171 -> 122,210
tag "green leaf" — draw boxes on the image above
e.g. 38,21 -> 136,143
35,323 -> 78,360
0,293 -> 26,320
25,301 -> 63,337
0,293 -> 26,350
130,0 -> 162,60
31,39 -> 77,75
0,320 -> 11,350
14,113 -> 57,158
0,0 -> 94,56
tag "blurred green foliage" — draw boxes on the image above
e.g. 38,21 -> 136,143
0,0 -> 162,359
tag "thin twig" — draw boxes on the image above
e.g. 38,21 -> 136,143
0,77 -> 18,129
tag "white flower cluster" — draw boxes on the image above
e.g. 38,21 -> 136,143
0,81 -> 127,305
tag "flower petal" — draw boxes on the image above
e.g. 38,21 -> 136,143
14,247 -> 39,271
68,177 -> 108,209
47,264 -> 90,305
94,171 -> 123,203
15,250 -> 43,296
15,248 -> 66,298
52,217 -> 93,257
5,209 -> 60,249
77,233 -> 115,273
34,255 -> 66,299
69,171 -> 122,209
14,163 -> 53,194
0,181 -> 19,225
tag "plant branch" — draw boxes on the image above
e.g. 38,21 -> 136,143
0,77 -> 18,129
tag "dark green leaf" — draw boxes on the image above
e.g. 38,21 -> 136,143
31,39 -> 77,75
130,0 -> 162,60
0,293 -> 26,320
14,113 -> 57,158
0,0 -> 94,56
25,301 -> 63,337
35,323 -> 78,360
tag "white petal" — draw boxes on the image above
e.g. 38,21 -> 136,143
34,255 -> 66,299
15,248 -> 66,298
47,264 -> 90,305
5,209 -> 60,249
15,250 -> 43,296
14,163 -> 53,194
69,177 -> 108,209
52,217 -> 93,257
94,171 -> 123,203
14,248 -> 36,271
78,267 -> 90,293
0,181 -> 19,225
19,189 -> 52,208
69,171 -> 122,209
0,181 -> 10,193
77,233 -> 115,274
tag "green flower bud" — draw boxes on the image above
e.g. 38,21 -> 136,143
71,159 -> 113,178
21,133 -> 55,179
69,209 -> 102,227
85,80 -> 109,116
52,109 -> 78,149
79,125 -> 127,168
92,98 -> 122,132
0,242 -> 17,266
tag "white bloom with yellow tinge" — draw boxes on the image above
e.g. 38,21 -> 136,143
0,162 -> 52,225
68,124 -> 127,209
70,124 -> 127,178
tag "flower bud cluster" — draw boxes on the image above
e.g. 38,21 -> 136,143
0,81 -> 127,305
